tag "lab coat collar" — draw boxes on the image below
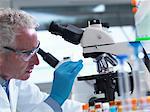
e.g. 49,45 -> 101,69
9,79 -> 19,112
0,81 -> 11,111
0,79 -> 18,112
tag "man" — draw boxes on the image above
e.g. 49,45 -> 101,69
0,8 -> 83,112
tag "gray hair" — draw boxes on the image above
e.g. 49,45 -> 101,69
0,8 -> 39,52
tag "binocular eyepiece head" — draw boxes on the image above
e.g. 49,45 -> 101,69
49,21 -> 84,45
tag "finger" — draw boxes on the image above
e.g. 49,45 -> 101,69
57,61 -> 72,71
69,61 -> 83,73
61,60 -> 83,72
78,59 -> 83,63
72,64 -> 83,77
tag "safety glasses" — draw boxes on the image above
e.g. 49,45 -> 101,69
3,42 -> 40,62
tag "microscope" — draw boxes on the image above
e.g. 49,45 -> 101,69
38,19 -> 150,103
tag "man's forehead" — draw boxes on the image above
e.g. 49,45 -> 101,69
14,28 -> 38,49
16,28 -> 37,39
16,28 -> 36,35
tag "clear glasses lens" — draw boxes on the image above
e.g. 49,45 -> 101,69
19,47 -> 39,61
3,42 -> 40,62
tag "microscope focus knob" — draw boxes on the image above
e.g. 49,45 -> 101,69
89,19 -> 100,25
89,19 -> 109,28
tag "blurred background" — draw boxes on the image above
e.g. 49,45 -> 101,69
0,0 -> 135,29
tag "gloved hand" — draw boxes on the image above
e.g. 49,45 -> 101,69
50,60 -> 83,105
96,53 -> 118,73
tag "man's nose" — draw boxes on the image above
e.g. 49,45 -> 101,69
30,53 -> 39,65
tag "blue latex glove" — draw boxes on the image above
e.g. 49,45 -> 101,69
50,60 -> 83,105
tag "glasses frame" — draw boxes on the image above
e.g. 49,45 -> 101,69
3,42 -> 40,61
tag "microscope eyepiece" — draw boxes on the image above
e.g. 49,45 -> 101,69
38,48 -> 59,68
49,21 -> 65,36
49,21 -> 84,45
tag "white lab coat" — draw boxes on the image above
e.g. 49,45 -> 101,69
0,79 -> 82,112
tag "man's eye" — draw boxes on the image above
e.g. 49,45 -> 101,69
26,52 -> 31,56
22,52 -> 31,56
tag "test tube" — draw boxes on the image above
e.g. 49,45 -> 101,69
109,101 -> 117,112
89,101 -> 95,112
129,42 -> 150,111
109,106 -> 117,112
102,102 -> 110,112
129,42 -> 147,99
82,103 -> 89,112
95,103 -> 102,112
116,55 -> 131,112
